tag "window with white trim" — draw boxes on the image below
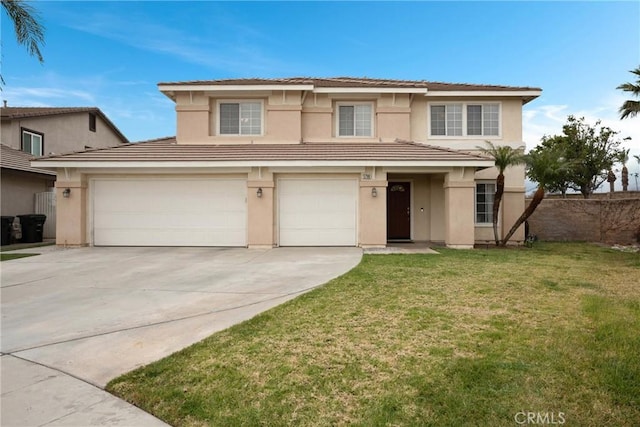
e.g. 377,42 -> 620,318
476,182 -> 495,224
219,101 -> 262,135
430,104 -> 462,136
430,103 -> 500,137
467,104 -> 499,136
337,103 -> 373,137
21,129 -> 43,156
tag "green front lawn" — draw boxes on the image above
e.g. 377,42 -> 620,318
0,253 -> 39,261
107,243 -> 640,426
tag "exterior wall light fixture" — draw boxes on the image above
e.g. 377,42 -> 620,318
371,187 -> 377,197
62,188 -> 71,198
257,187 -> 263,198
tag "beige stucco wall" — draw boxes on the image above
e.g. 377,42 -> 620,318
359,180 -> 387,247
55,174 -> 87,246
176,104 -> 210,142
49,88 -> 530,248
247,167 -> 275,248
174,89 -> 526,154
266,106 -> 302,142
412,97 -> 524,149
430,175 -> 446,242
1,170 -> 53,216
1,113 -> 125,155
175,91 -> 305,144
49,166 -> 521,248
443,168 -> 477,248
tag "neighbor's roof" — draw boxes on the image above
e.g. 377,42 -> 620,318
158,77 -> 541,103
1,144 -> 56,176
0,106 -> 129,144
32,138 -> 494,168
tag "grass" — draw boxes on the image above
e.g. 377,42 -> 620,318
107,243 -> 640,426
0,253 -> 39,261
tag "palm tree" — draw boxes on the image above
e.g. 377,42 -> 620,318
501,147 -> 568,246
478,142 -> 525,245
617,67 -> 640,120
1,0 -> 45,84
617,148 -> 630,191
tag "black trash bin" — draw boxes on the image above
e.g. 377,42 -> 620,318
1,216 -> 14,246
17,214 -> 47,243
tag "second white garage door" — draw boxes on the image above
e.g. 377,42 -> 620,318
278,179 -> 357,246
92,178 -> 246,246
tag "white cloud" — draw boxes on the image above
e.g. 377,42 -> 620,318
523,92 -> 640,191
2,71 -> 175,142
2,87 -> 96,105
57,9 -> 291,76
524,95 -> 640,155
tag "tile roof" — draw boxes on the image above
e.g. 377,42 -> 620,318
1,144 -> 57,176
158,76 -> 541,92
0,106 -> 129,144
33,138 -> 492,165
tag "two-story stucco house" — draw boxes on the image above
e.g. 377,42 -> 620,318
1,106 -> 129,219
33,77 -> 541,248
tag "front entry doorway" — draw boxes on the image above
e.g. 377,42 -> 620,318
387,181 -> 411,240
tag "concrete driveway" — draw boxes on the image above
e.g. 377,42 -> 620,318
1,246 -> 362,426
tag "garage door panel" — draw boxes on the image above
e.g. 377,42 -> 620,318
283,229 -> 355,246
94,212 -> 246,230
280,212 -> 355,229
93,179 -> 246,247
96,228 -> 246,247
279,179 -> 357,246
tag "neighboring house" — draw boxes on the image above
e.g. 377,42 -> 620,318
1,106 -> 129,237
1,144 -> 56,216
33,77 -> 541,248
1,106 -> 129,155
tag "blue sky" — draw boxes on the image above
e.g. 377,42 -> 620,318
2,1 -> 640,184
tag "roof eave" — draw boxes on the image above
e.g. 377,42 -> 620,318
426,90 -> 542,100
158,84 -> 316,101
313,87 -> 429,94
2,165 -> 57,176
32,159 -> 495,169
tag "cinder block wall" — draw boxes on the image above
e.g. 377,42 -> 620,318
526,198 -> 640,244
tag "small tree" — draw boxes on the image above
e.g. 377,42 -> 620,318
501,146 -> 569,246
537,134 -> 573,197
540,116 -> 622,198
617,66 -> 640,120
478,142 -> 525,245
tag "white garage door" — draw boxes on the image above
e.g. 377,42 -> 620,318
278,179 -> 357,246
92,179 -> 246,246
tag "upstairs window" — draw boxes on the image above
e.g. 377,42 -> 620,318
21,129 -> 43,156
430,103 -> 500,137
337,103 -> 373,137
430,104 -> 462,136
89,113 -> 97,132
476,182 -> 495,224
219,101 -> 262,135
467,104 -> 499,136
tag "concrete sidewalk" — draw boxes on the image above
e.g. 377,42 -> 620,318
1,246 -> 362,426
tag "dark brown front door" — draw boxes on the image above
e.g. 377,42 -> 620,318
387,182 -> 411,240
